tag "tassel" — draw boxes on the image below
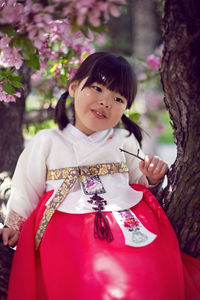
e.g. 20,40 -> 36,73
94,211 -> 113,242
88,193 -> 114,243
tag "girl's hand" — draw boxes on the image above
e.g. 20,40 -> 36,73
0,227 -> 20,247
139,155 -> 168,185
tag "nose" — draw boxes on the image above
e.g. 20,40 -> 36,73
99,94 -> 111,109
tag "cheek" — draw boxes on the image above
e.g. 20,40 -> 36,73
114,106 -> 125,118
74,95 -> 88,114
111,109 -> 124,125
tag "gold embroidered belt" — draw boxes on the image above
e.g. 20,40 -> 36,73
35,162 -> 129,250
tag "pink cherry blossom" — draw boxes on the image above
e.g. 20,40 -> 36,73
109,4 -> 121,17
6,94 -> 16,102
0,37 -> 23,69
33,39 -> 43,50
147,54 -> 161,70
0,82 -> 21,103
32,3 -> 43,13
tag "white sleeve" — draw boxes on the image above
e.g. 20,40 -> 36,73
5,131 -> 49,220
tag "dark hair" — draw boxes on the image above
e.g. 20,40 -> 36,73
55,52 -> 143,146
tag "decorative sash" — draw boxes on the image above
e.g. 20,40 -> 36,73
35,162 -> 128,249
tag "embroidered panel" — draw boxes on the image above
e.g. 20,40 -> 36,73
81,175 -> 106,195
113,209 -> 157,247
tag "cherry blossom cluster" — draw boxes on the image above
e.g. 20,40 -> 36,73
62,0 -> 125,27
146,45 -> 163,71
38,20 -> 94,76
0,35 -> 23,70
0,0 -> 125,102
146,54 -> 161,70
134,45 -> 165,135
0,83 -> 21,102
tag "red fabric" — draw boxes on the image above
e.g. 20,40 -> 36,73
8,185 -> 200,300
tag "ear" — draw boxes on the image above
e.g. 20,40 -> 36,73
68,81 -> 78,98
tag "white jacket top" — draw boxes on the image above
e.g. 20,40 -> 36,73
6,124 -> 149,222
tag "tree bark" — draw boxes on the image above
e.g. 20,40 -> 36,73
23,107 -> 54,125
0,64 -> 31,297
132,0 -> 161,58
0,238 -> 14,299
160,0 -> 200,258
0,64 -> 31,217
0,63 -> 31,177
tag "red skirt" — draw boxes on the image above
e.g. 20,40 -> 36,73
7,185 -> 200,300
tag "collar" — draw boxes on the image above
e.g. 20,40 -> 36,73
62,124 -> 113,144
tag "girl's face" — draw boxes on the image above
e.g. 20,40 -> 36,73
69,78 -> 127,135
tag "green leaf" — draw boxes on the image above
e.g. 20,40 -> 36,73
0,70 -> 4,81
0,70 -> 15,81
128,112 -> 141,123
0,25 -> 17,37
8,75 -> 22,81
3,69 -> 14,76
9,78 -> 24,88
25,54 -> 40,70
2,81 -> 16,94
88,23 -> 108,34
16,36 -> 36,54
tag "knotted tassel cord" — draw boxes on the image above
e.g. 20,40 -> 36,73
94,211 -> 113,242
88,193 -> 113,242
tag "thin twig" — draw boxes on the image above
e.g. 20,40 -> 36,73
119,148 -> 144,161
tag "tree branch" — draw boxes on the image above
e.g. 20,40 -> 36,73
23,107 -> 55,125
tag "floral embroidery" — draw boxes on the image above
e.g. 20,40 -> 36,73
119,210 -> 148,244
81,175 -> 106,195
4,209 -> 26,231
113,210 -> 157,247
120,210 -> 140,231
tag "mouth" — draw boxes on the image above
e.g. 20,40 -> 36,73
91,109 -> 106,119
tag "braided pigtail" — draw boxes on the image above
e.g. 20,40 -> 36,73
121,114 -> 143,148
54,91 -> 70,130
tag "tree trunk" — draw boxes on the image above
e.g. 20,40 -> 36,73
132,0 -> 161,58
160,0 -> 200,258
0,239 -> 14,299
0,64 -> 31,297
0,63 -> 31,177
0,63 -> 31,220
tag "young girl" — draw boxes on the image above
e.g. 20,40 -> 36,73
1,52 -> 200,300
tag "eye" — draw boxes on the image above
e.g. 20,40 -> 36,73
114,97 -> 124,103
92,85 -> 102,92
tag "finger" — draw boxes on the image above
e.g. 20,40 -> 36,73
160,163 -> 169,175
8,232 -> 19,247
143,155 -> 152,169
2,229 -> 9,246
152,160 -> 164,175
147,156 -> 160,172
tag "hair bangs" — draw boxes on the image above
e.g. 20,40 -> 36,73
82,53 -> 137,108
